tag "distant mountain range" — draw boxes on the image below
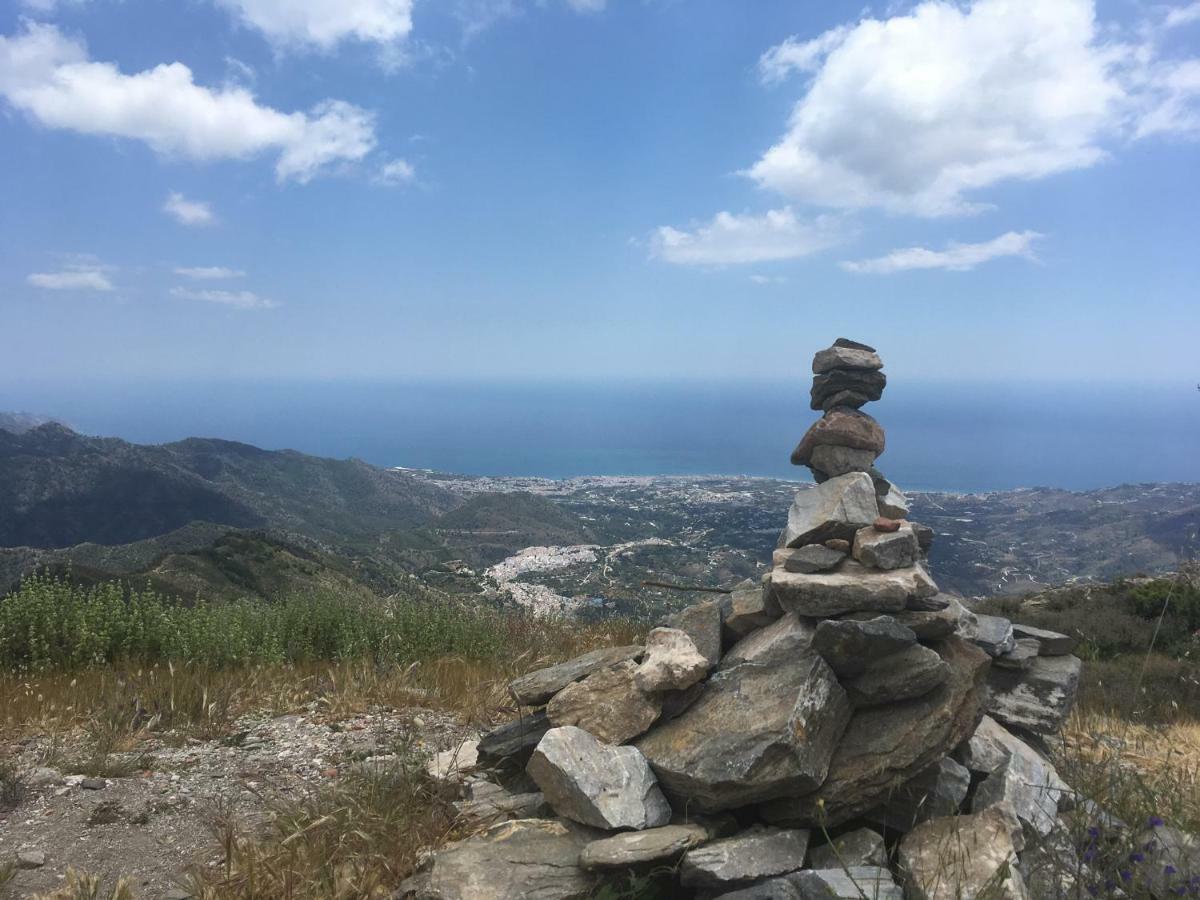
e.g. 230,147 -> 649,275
0,411 -> 66,435
1,418 -> 1196,607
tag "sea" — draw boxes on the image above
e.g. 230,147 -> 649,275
4,379 -> 1198,493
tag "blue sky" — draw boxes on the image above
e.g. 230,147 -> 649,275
2,0 -> 1198,384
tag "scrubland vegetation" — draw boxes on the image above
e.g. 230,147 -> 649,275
0,570 -> 1196,898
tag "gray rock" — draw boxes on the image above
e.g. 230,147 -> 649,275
636,649 -> 850,812
1011,623 -> 1077,656
809,445 -> 878,478
852,523 -> 920,570
721,613 -> 816,669
710,880 -> 803,900
666,599 -> 725,667
819,390 -> 873,412
508,645 -> 643,707
811,616 -> 916,678
864,757 -> 970,832
813,345 -> 883,374
994,637 -> 1040,670
27,767 -> 64,787
635,627 -> 709,692
972,749 -> 1061,838
680,827 -> 809,890
900,806 -> 1029,900
454,791 -> 550,826
660,681 -> 705,720
427,740 -> 479,782
772,561 -> 938,618
876,483 -> 910,520
844,643 -> 951,707
987,654 -> 1082,735
972,614 -> 1016,656
399,818 -> 596,899
759,638 -> 989,828
912,522 -> 935,550
811,368 -> 886,411
840,606 -> 959,641
80,777 -> 107,790
724,579 -> 782,640
955,715 -> 1028,774
781,473 -> 879,548
807,828 -> 887,869
17,849 -> 46,869
790,868 -> 903,900
526,727 -> 670,831
1018,818 -> 1086,900
773,545 -> 846,574
546,660 -> 661,744
578,823 -> 707,870
906,590 -> 952,612
477,711 -> 552,768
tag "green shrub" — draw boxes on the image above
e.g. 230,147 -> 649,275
0,573 -> 516,673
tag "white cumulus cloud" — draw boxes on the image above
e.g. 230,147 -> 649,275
749,0 -> 1200,218
174,266 -> 245,279
216,0 -> 414,51
163,192 -> 215,226
170,286 -> 279,310
650,208 -> 842,266
750,0 -> 1130,217
841,230 -> 1043,274
0,22 -> 377,183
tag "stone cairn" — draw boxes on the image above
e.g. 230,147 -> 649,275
402,339 -> 1100,900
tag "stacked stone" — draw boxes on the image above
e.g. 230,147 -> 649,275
401,340 -> 1094,900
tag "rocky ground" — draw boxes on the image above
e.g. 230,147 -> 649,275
0,707 -> 471,898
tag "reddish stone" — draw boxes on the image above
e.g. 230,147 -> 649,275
873,517 -> 901,533
824,539 -> 852,552
791,408 -> 885,467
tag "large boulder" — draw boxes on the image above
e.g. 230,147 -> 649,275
665,599 -> 725,667
986,654 -> 1082,735
759,637 -> 989,827
578,823 -> 707,870
508,646 -> 643,707
843,643 -> 951,707
771,561 -> 938,618
546,661 -> 661,744
899,806 -> 1029,900
841,606 -> 960,641
781,474 -> 879,548
526,726 -> 671,831
852,522 -> 920,570
680,827 -> 809,891
972,748 -> 1063,837
791,408 -> 885,467
635,627 -> 709,692
811,615 -> 916,678
636,649 -> 850,812
398,818 -> 597,900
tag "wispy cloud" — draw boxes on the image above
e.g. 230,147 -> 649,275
163,193 -> 216,226
841,230 -> 1043,274
375,157 -> 416,186
170,286 -> 279,309
650,208 -> 842,266
174,266 -> 245,279
749,274 -> 787,285
27,256 -> 114,291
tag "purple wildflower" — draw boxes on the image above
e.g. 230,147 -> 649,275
1148,815 -> 1165,828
